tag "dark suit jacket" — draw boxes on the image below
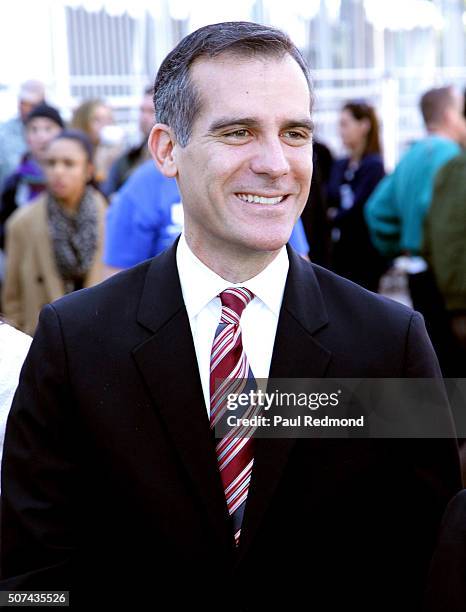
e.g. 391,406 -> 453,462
424,488 -> 466,611
0,244 -> 461,611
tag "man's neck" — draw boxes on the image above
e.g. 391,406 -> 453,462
427,126 -> 456,142
184,234 -> 282,283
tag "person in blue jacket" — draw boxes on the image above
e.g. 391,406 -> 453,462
103,159 -> 309,278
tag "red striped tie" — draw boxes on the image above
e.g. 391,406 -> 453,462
210,287 -> 257,546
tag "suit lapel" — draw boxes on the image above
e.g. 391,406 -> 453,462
237,248 -> 332,561
131,245 -> 232,548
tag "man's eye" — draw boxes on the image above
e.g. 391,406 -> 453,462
283,130 -> 312,145
283,131 -> 305,139
225,129 -> 250,138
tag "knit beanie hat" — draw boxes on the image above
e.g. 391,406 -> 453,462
25,103 -> 65,128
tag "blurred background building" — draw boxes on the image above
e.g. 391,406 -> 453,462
0,0 -> 465,168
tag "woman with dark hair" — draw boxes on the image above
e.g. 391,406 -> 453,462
327,101 -> 388,291
2,130 -> 106,335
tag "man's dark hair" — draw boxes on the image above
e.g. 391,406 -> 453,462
419,86 -> 456,128
153,21 -> 313,147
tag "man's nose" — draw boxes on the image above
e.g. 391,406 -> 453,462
50,163 -> 63,177
38,134 -> 52,147
249,138 -> 290,178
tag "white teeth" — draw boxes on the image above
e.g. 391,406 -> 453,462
236,193 -> 284,205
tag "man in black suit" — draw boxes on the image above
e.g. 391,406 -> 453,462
1,22 -> 461,611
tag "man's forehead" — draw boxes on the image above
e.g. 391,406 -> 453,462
189,52 -> 311,120
190,50 -> 306,84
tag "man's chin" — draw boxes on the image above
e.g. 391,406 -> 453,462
236,233 -> 292,255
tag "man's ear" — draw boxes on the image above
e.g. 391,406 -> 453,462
148,123 -> 178,178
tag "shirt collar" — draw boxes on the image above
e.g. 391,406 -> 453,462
176,233 -> 289,319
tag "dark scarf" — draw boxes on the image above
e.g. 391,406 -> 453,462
47,186 -> 98,293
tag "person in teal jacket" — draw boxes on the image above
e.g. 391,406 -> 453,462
365,86 -> 466,258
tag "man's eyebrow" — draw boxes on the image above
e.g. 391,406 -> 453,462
207,117 -> 314,133
207,117 -> 260,133
282,119 -> 314,132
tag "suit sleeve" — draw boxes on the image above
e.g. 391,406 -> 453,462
392,312 -> 462,605
0,304 -> 77,590
402,312 -> 444,377
402,311 -> 462,549
424,489 -> 466,612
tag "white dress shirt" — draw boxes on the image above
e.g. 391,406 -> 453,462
176,234 -> 289,414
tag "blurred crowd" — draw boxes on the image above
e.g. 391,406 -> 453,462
0,78 -> 465,377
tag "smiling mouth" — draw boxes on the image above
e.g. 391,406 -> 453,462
235,193 -> 287,205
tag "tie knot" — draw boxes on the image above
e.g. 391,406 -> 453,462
219,287 -> 254,320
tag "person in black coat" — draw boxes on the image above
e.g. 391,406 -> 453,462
328,101 -> 389,290
300,139 -> 333,267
